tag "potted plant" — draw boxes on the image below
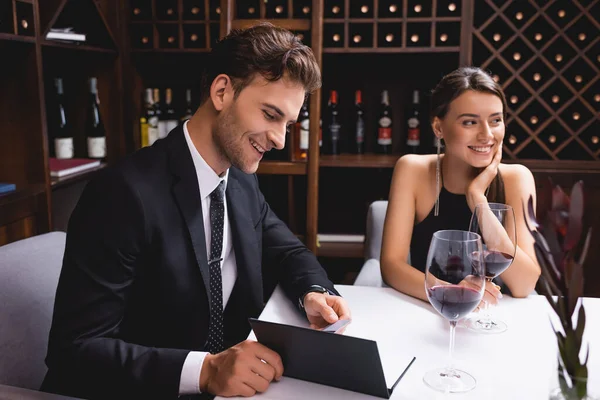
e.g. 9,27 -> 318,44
525,180 -> 593,400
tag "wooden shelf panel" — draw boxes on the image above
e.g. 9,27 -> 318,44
0,184 -> 46,208
231,19 -> 310,31
0,33 -> 36,43
41,39 -> 117,53
51,163 -> 107,189
324,47 -> 460,53
506,159 -> 600,174
317,241 -> 364,258
131,48 -> 211,53
319,154 -> 400,168
256,161 -> 307,175
324,17 -> 461,23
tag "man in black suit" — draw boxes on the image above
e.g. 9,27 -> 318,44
42,23 -> 350,399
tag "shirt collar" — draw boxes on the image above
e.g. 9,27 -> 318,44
183,120 -> 229,200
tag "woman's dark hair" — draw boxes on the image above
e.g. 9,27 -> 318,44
199,22 -> 321,104
430,66 -> 506,204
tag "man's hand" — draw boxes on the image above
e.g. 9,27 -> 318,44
200,340 -> 283,397
303,292 -> 351,331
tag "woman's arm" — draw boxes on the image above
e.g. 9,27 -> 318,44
380,155 -> 430,301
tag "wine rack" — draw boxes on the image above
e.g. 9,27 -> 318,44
0,0 -> 36,41
471,0 -> 600,161
323,0 -> 463,52
129,0 -> 221,51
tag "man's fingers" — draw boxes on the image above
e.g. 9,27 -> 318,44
328,297 -> 351,320
319,302 -> 339,323
252,343 -> 284,380
251,358 -> 276,383
243,370 -> 270,394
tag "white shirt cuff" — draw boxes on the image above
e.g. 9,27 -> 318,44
179,351 -> 209,395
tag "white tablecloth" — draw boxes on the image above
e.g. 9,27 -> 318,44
217,284 -> 599,399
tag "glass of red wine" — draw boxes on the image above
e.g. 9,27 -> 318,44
465,203 -> 517,334
423,230 -> 486,393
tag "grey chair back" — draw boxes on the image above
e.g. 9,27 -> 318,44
0,232 -> 66,390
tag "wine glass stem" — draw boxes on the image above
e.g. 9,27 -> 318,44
447,320 -> 457,371
478,278 -> 494,326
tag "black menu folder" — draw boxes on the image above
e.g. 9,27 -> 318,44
249,318 -> 416,399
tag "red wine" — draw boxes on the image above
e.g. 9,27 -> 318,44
484,250 -> 514,278
428,285 -> 481,321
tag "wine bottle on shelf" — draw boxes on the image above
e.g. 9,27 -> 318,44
355,90 -> 365,154
376,90 -> 392,154
162,88 -> 178,136
154,88 -> 166,139
297,100 -> 309,160
86,77 -> 106,160
406,90 -> 421,154
181,88 -> 194,121
53,78 -> 73,159
325,90 -> 341,155
142,88 -> 159,147
319,118 -> 322,150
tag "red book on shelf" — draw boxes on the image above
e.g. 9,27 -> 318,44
49,158 -> 102,178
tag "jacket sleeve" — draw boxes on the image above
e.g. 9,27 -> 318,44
45,169 -> 189,399
255,175 -> 339,309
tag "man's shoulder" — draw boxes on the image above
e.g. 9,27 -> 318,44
91,140 -> 171,196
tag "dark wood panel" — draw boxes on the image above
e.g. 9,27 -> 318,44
0,41 -> 46,188
257,161 -> 307,175
320,153 -> 400,168
317,241 -> 364,258
0,215 -> 37,246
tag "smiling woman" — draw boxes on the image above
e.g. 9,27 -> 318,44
380,66 -> 541,305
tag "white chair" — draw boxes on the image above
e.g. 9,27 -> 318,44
353,201 -> 389,287
0,232 -> 66,390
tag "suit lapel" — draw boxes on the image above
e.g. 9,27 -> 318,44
226,172 -> 263,309
167,126 -> 211,307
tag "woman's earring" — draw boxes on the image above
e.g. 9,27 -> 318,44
435,136 -> 441,217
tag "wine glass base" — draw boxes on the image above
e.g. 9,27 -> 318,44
465,316 -> 508,334
423,367 -> 476,393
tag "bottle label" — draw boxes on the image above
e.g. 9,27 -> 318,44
378,128 -> 392,145
407,128 -> 420,146
87,137 -> 106,158
379,116 -> 392,128
356,119 -> 365,144
330,123 -> 340,140
55,137 -> 74,159
300,123 -> 309,150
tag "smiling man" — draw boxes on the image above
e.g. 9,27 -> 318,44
42,23 -> 350,400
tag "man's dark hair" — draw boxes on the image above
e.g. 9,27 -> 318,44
200,22 -> 322,104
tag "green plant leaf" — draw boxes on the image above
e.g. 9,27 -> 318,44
557,296 -> 571,330
575,304 -> 586,342
567,260 -> 584,317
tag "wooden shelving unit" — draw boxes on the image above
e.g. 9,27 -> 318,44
2,0 -> 599,294
319,153 -> 400,168
0,0 -> 127,245
317,241 -> 364,258
257,161 -> 308,175
50,163 -> 107,189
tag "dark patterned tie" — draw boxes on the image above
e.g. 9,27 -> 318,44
206,180 -> 225,354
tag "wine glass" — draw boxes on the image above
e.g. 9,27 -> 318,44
465,203 -> 517,334
423,230 -> 486,393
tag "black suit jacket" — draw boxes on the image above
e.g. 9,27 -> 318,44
42,125 -> 337,399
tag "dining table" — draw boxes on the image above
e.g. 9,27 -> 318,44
216,284 -> 600,399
